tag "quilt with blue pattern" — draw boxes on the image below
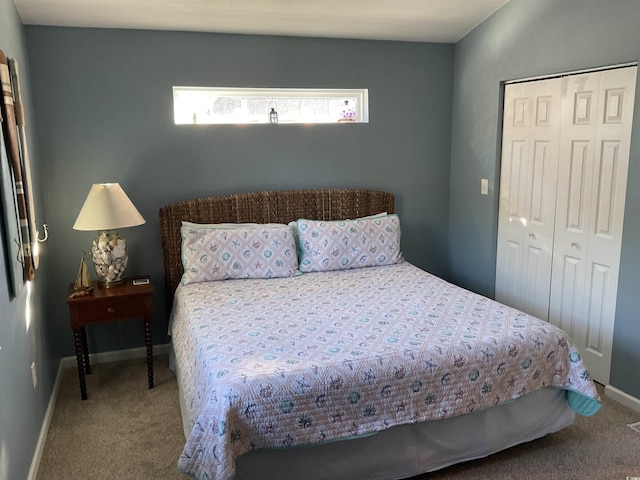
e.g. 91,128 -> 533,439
170,262 -> 600,480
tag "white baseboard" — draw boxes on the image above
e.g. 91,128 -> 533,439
28,343 -> 170,480
27,360 -> 65,480
605,384 -> 640,414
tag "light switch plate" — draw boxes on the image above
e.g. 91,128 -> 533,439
481,179 -> 489,195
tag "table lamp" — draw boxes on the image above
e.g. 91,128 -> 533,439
73,183 -> 145,287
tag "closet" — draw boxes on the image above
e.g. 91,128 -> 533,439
495,65 -> 637,385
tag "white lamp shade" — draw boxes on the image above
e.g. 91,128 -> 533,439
73,183 -> 145,231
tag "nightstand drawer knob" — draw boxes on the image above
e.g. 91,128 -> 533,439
107,307 -> 115,314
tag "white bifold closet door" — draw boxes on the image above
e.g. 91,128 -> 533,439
495,77 -> 562,322
496,65 -> 637,385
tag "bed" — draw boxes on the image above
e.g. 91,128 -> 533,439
159,188 -> 601,480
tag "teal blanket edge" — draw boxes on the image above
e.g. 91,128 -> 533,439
566,389 -> 601,416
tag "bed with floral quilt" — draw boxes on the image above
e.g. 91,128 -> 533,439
159,189 -> 600,480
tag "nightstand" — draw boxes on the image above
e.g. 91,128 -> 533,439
66,277 -> 154,400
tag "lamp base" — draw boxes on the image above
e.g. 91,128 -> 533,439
98,278 -> 125,288
90,231 -> 128,288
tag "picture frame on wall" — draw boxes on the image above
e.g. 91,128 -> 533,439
0,131 -> 22,298
1,50 -> 39,291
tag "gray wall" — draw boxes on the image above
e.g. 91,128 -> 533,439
449,0 -> 640,398
25,27 -> 454,357
0,1 -> 52,479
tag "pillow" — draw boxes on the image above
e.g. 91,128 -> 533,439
286,212 -> 387,252
180,223 -> 299,284
294,214 -> 403,273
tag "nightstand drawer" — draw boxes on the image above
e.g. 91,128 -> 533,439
75,298 -> 146,323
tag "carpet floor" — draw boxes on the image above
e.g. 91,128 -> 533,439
36,355 -> 640,480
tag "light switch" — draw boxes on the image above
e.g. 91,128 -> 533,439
481,178 -> 489,195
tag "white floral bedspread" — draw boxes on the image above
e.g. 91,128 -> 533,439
170,262 -> 600,480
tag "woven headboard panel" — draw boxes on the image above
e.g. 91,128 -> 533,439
159,188 -> 395,302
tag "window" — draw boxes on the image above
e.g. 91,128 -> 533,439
173,87 -> 368,125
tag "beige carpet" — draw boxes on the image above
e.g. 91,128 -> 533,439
36,356 -> 640,480
36,356 -> 184,480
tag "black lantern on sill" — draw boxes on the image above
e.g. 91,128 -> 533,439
269,107 -> 278,124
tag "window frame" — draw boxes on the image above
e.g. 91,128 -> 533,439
172,86 -> 369,125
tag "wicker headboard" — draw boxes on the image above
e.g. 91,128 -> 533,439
159,188 -> 395,302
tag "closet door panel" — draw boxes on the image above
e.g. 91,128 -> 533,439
585,262 -> 611,360
496,136 -> 527,307
496,84 -> 529,307
524,83 -> 561,298
566,141 -> 589,232
498,240 -> 523,308
552,73 -> 598,253
548,73 -> 598,356
582,67 -> 636,382
496,78 -> 562,319
522,244 -> 550,320
554,253 -> 583,339
549,66 -> 636,384
496,79 -> 561,320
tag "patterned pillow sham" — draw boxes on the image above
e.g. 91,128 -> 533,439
295,214 -> 403,273
286,212 -> 387,252
180,223 -> 299,284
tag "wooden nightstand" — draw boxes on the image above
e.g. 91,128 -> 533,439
66,277 -> 154,400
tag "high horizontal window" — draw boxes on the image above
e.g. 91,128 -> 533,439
173,87 -> 368,125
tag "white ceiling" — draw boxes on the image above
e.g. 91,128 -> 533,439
13,0 -> 509,43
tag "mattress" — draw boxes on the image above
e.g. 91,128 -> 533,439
169,262 -> 600,480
